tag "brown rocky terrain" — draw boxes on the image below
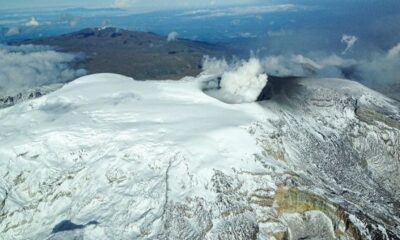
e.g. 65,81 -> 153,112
24,27 -> 229,80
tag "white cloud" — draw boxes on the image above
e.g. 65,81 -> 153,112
113,0 -> 259,10
318,54 -> 357,67
341,34 -> 358,55
267,30 -> 293,37
201,56 -> 230,76
4,17 -> 43,38
203,58 -> 268,103
264,44 -> 395,97
59,14 -> 81,27
203,41 -> 400,100
220,58 -> 267,103
387,43 -> 400,58
0,44 -> 86,96
261,53 -> 359,78
263,55 -> 303,76
182,4 -> 304,18
262,48 -> 400,91
114,0 -> 130,8
356,42 -> 400,88
292,55 -> 322,70
203,53 -> 360,82
25,17 -> 40,27
236,32 -> 258,38
262,55 -> 316,77
5,27 -> 20,36
167,31 -> 178,42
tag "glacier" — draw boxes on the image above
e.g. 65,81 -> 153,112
0,73 -> 399,239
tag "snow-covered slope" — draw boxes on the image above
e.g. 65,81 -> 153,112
0,73 -> 399,239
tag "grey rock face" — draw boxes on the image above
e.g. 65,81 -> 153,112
254,77 -> 400,239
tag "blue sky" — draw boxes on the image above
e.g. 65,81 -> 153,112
0,0 -> 259,10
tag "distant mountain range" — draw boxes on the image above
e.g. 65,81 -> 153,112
23,27 -> 229,80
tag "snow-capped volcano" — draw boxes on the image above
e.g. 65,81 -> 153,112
0,73 -> 399,239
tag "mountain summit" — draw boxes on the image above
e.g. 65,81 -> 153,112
0,73 -> 399,239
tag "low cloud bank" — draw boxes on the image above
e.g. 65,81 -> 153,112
0,44 -> 86,96
356,45 -> 400,89
182,4 -> 305,19
261,44 -> 400,90
261,54 -> 356,78
202,42 -> 400,99
4,17 -> 41,37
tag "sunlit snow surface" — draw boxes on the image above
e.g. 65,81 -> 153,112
0,73 -> 399,239
0,74 -> 272,238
